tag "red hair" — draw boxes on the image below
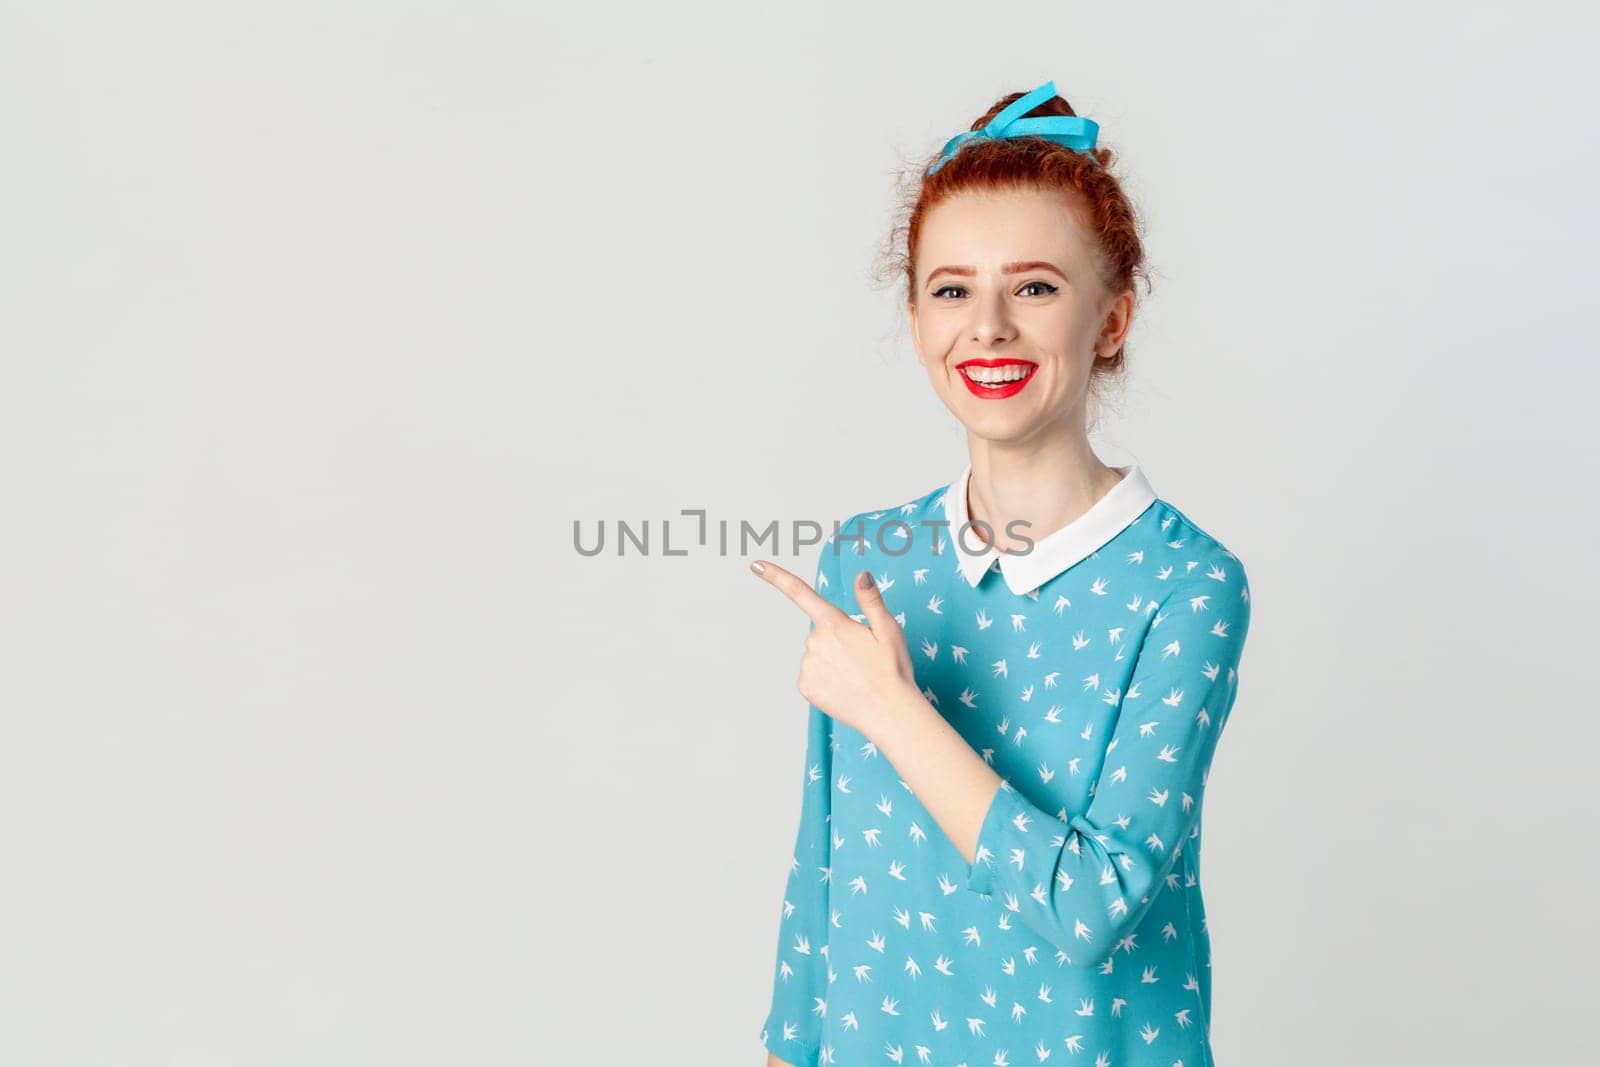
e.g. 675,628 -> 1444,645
878,86 -> 1151,377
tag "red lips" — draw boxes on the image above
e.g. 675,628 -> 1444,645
955,358 -> 1037,400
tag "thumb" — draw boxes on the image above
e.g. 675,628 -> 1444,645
851,568 -> 898,636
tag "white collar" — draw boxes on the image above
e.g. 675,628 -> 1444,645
941,461 -> 1159,595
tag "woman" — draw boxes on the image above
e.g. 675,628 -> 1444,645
751,80 -> 1253,1067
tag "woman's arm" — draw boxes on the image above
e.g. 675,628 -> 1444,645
869,682 -> 1004,867
871,569 -> 1253,965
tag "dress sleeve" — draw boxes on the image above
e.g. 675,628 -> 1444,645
758,541 -> 842,1067
964,561 -> 1253,966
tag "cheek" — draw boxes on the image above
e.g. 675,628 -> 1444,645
918,317 -> 961,358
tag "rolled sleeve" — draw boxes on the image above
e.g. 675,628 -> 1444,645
965,782 -> 1025,897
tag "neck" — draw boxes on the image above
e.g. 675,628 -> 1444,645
964,431 -> 1122,555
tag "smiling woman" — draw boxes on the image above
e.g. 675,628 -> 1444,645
910,185 -> 1133,463
752,80 -> 1253,1067
901,133 -> 1149,481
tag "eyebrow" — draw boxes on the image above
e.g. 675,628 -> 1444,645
925,260 -> 1068,286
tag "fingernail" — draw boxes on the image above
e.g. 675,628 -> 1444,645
857,570 -> 873,590
750,561 -> 765,574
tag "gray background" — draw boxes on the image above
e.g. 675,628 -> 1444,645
2,1 -> 1596,1063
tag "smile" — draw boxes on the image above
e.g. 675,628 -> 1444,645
956,359 -> 1037,399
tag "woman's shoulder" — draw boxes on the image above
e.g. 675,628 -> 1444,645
825,478 -> 952,548
812,478 -> 953,586
1142,494 -> 1252,608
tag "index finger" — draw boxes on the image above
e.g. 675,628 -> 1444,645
749,559 -> 846,626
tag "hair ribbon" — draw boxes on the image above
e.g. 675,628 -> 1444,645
926,80 -> 1099,176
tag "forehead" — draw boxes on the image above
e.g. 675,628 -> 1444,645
916,187 -> 1091,274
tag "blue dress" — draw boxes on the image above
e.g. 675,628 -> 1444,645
759,462 -> 1253,1067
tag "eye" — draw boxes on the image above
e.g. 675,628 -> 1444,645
931,284 -> 966,299
1019,280 -> 1058,297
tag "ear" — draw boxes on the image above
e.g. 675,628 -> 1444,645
1097,289 -> 1135,355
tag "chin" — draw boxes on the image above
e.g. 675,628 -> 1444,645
952,407 -> 1042,444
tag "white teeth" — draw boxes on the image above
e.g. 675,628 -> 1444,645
963,364 -> 1032,384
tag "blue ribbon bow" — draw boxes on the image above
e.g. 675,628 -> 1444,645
926,80 -> 1099,176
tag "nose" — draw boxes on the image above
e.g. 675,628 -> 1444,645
969,288 -> 1016,347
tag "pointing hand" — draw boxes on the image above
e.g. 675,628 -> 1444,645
750,559 -> 919,739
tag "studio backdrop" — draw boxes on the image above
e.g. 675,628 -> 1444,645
1,2 -> 1595,1065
